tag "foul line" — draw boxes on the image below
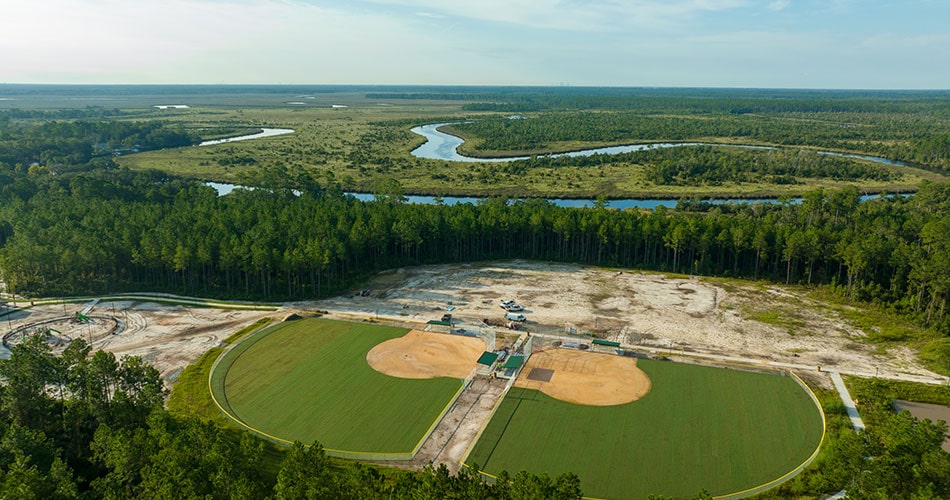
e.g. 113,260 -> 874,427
208,319 -> 465,461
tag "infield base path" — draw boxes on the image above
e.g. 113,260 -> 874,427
366,329 -> 485,379
515,349 -> 651,406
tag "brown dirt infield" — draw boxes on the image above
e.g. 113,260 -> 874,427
514,349 -> 651,406
366,329 -> 486,379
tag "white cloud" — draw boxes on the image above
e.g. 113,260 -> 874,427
0,0 -> 479,83
768,0 -> 791,11
0,0 -> 944,87
361,0 -> 748,32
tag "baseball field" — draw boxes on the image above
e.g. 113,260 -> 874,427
466,358 -> 824,499
211,318 -> 474,455
211,316 -> 824,497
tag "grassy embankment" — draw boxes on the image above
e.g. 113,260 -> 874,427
167,317 -> 275,424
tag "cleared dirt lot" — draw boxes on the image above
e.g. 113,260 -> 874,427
309,260 -> 944,385
2,260 -> 944,388
0,300 -> 274,385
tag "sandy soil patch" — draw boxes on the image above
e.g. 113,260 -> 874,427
514,349 -> 651,406
4,260 -> 944,400
366,330 -> 485,379
0,299 -> 276,387
306,261 -> 944,384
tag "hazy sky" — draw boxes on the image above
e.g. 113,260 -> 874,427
1,0 -> 947,88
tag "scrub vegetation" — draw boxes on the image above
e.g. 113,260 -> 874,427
1,86 -> 949,498
101,88 -> 950,198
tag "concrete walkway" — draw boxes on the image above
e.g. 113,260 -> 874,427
830,371 -> 865,432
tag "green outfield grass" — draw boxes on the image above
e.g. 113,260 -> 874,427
212,318 -> 462,454
467,359 -> 823,499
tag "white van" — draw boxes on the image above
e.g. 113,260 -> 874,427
505,312 -> 526,322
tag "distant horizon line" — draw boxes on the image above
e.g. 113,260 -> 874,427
1,83 -> 948,92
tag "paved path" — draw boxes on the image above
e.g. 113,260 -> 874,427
378,375 -> 507,473
830,371 -> 865,432
2,292 -> 278,313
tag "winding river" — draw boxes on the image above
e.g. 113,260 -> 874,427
409,122 -> 911,167
205,122 -> 912,209
199,128 -> 295,146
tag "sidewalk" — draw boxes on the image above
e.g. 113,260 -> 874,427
830,371 -> 865,432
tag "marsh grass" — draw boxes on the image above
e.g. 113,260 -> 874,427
116,104 -> 946,199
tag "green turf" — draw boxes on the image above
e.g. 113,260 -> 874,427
467,359 -> 823,499
215,318 -> 462,453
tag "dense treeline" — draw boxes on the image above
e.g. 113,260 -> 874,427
824,379 -> 950,499
449,112 -> 950,170
0,336 -> 586,498
498,146 -> 895,186
1,166 -> 949,355
4,316 -> 946,499
764,381 -> 950,500
643,147 -> 894,185
0,108 -> 125,120
462,94 -> 950,115
478,89 -> 950,113
365,87 -> 950,114
0,116 -> 200,170
2,93 -> 950,497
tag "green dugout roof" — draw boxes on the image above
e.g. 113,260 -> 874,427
502,355 -> 525,369
477,351 -> 499,366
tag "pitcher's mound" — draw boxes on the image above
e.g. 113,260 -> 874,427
367,330 -> 485,379
515,349 -> 651,406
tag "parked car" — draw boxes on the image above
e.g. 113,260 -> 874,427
505,304 -> 524,312
505,312 -> 526,322
441,313 -> 452,322
499,299 -> 516,308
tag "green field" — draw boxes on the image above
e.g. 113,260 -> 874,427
467,359 -> 824,499
212,318 -> 462,455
